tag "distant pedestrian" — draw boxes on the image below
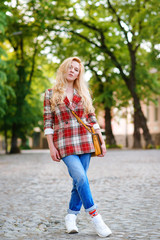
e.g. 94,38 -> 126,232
43,56 -> 112,237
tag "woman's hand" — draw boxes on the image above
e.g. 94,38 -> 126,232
94,129 -> 107,157
46,134 -> 61,162
50,146 -> 61,162
98,143 -> 107,157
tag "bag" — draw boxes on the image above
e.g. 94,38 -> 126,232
90,127 -> 102,156
71,110 -> 102,156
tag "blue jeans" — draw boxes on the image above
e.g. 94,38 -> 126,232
62,153 -> 96,215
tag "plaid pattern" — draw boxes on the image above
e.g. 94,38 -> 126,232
43,88 -> 98,158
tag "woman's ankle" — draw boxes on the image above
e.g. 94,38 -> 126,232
89,209 -> 98,217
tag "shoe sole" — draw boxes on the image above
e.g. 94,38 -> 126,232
97,231 -> 112,238
66,229 -> 79,234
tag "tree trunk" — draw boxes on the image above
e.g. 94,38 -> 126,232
105,106 -> 117,145
4,127 -> 8,154
10,124 -> 21,154
133,95 -> 154,148
133,109 -> 142,148
4,117 -> 9,154
129,94 -> 154,148
21,137 -> 29,149
127,49 -> 154,148
125,108 -> 129,148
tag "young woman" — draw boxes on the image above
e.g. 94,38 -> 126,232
43,57 -> 112,238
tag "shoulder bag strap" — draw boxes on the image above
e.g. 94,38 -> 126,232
71,110 -> 95,134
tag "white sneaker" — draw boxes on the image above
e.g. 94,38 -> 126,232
91,214 -> 112,237
65,214 -> 79,234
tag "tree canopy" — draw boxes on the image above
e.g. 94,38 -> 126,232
0,0 -> 159,152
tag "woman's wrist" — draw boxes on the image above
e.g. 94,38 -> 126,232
46,134 -> 55,149
95,129 -> 105,145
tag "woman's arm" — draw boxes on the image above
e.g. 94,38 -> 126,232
46,134 -> 61,162
43,89 -> 61,162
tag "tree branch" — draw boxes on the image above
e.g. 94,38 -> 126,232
69,29 -> 129,84
134,0 -> 148,51
48,22 -> 130,86
99,31 -> 129,83
54,16 -> 104,33
47,16 -> 130,86
28,38 -> 39,87
107,0 -> 132,49
69,29 -> 100,47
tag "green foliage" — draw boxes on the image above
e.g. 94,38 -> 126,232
145,144 -> 155,149
40,0 -> 160,111
0,0 -> 52,151
0,11 -> 6,35
106,144 -> 122,149
0,9 -> 13,118
0,0 -> 159,151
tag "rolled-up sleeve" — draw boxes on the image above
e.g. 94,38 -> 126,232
87,112 -> 100,130
43,89 -> 54,136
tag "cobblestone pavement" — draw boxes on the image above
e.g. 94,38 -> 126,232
0,149 -> 160,240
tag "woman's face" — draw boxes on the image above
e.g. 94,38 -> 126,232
66,60 -> 80,82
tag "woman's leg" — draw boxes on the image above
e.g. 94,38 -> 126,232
63,154 -> 112,237
68,153 -> 92,213
62,153 -> 96,214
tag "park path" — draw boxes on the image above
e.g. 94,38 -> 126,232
0,149 -> 160,240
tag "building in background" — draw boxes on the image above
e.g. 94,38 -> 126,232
108,97 -> 160,148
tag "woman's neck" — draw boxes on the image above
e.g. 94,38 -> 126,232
66,82 -> 74,90
66,84 -> 74,101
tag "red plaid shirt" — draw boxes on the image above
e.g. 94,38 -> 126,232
43,89 -> 99,158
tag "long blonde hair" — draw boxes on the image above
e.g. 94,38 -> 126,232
50,57 -> 95,114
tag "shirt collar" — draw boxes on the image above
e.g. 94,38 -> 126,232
63,88 -> 82,110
